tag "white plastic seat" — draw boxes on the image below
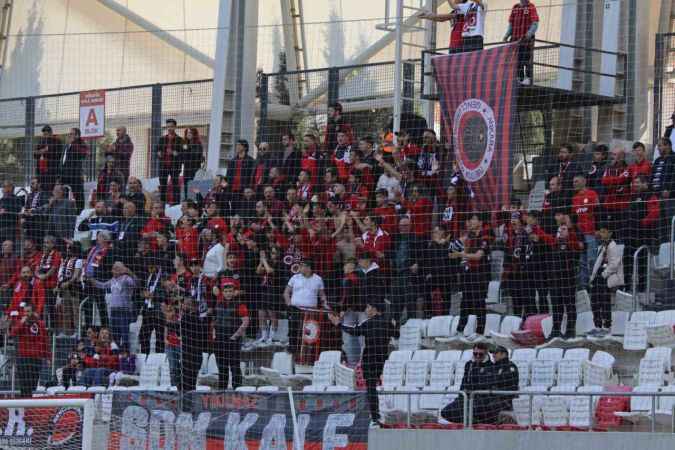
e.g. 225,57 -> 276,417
646,324 -> 675,348
499,315 -> 522,334
512,348 -> 537,362
199,353 -> 210,376
629,385 -> 657,412
235,386 -> 257,393
326,385 -> 350,392
399,324 -> 422,351
657,385 -> 675,414
318,351 -> 342,365
610,311 -> 630,336
575,312 -> 595,336
428,361 -> 454,387
645,346 -> 672,372
207,354 -> 219,375
436,350 -> 462,362
195,385 -> 211,392
462,315 -> 477,337
303,385 -> 326,392
591,350 -> 615,368
86,386 -> 107,393
655,243 -> 672,271
569,395 -> 594,428
486,281 -> 501,304
638,358 -> 665,386
484,313 -> 501,335
582,351 -> 615,386
335,364 -> 356,390
312,361 -> 335,387
66,386 -> 87,393
531,360 -> 557,389
412,350 -> 436,362
404,361 -> 429,388
257,386 -> 279,392
537,348 -> 563,362
404,319 -> 428,338
564,348 -> 590,361
260,352 -> 294,385
542,397 -> 569,427
420,385 -> 451,410
512,360 -> 531,388
427,316 -> 453,338
388,350 -> 414,362
557,360 -> 583,388
381,361 -> 406,386
623,321 -> 650,351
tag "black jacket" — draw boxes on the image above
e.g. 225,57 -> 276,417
390,233 -> 424,273
182,141 -> 204,179
459,358 -> 493,393
59,139 -> 89,181
276,148 -> 302,182
226,155 -> 256,191
545,158 -> 582,201
490,358 -> 519,404
0,194 -> 23,230
340,313 -> 391,375
651,153 -> 675,195
114,216 -> 143,264
355,264 -> 386,309
155,134 -> 185,171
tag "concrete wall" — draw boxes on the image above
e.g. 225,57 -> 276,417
369,430 -> 675,450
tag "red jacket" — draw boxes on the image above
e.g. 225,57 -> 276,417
601,163 -> 631,211
629,159 -> 652,180
571,189 -> 600,235
361,228 -> 392,257
403,197 -> 433,236
373,205 -> 397,235
637,194 -> 660,227
10,318 -> 49,359
7,278 -> 46,318
176,227 -> 200,261
37,250 -> 62,290
83,344 -> 119,370
142,216 -> 172,250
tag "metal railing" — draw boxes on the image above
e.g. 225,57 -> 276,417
77,296 -> 91,339
421,39 -> 628,103
372,389 -> 675,432
632,245 -> 652,310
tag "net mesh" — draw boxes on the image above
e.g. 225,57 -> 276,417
0,0 -> 673,446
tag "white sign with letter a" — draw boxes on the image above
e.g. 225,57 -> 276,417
79,90 -> 105,138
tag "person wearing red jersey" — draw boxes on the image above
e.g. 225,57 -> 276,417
213,278 -> 249,389
403,184 -> 433,237
141,201 -> 174,250
626,175 -> 660,292
452,212 -> 491,336
176,216 -> 200,262
4,266 -> 46,321
81,327 -> 120,387
629,141 -> 652,181
324,103 -> 353,152
332,131 -> 353,182
420,1 -> 474,53
10,303 -> 49,396
155,119 -> 184,205
373,190 -> 398,235
571,175 -> 600,287
532,217 -> 583,339
301,134 -> 320,186
355,215 -> 392,265
36,235 -> 62,327
504,0 -> 539,85
455,0 -> 486,51
601,147 -> 631,239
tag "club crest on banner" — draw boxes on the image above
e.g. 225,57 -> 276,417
453,98 -> 497,183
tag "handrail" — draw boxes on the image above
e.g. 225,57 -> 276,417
373,389 -> 469,427
424,38 -> 628,58
469,389 -> 675,433
632,245 -> 651,311
670,215 -> 675,280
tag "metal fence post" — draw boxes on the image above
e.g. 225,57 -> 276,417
150,84 -> 162,178
327,68 -> 339,110
24,96 -> 35,185
258,74 -> 269,145
654,33 -> 666,148
402,61 -> 415,117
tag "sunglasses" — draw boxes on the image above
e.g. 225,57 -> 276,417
473,351 -> 486,357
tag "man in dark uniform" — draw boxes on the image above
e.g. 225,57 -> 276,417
155,118 -> 184,205
328,299 -> 391,427
487,345 -> 519,423
441,342 -> 493,424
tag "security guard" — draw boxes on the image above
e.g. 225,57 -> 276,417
441,342 -> 493,424
488,345 -> 520,423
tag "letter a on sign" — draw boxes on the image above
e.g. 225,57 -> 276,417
79,90 -> 105,138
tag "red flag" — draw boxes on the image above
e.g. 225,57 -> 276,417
432,44 -> 520,211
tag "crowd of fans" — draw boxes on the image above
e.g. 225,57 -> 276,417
0,98 -> 671,403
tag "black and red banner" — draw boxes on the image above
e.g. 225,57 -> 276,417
108,391 -> 369,449
432,43 -> 520,212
